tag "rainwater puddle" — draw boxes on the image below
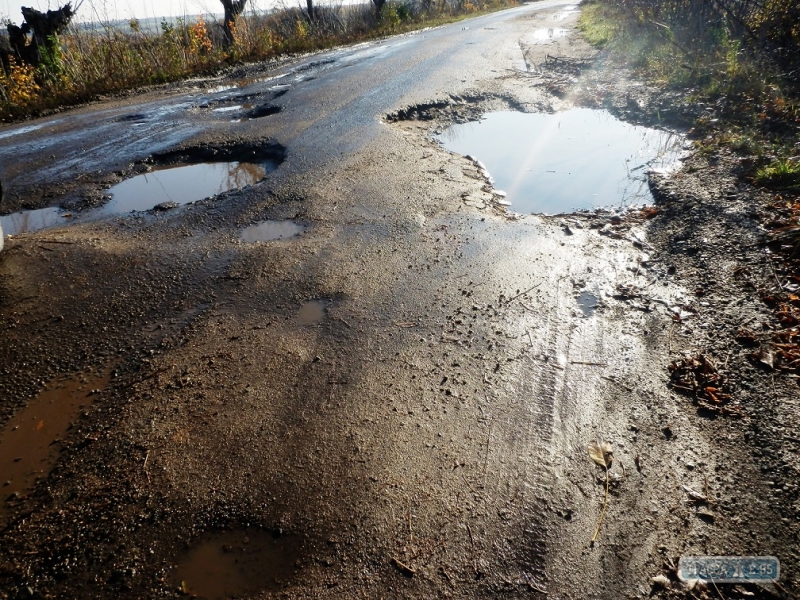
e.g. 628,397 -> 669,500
241,220 -> 305,242
577,291 -> 598,317
100,161 -> 275,216
435,108 -> 683,214
555,5 -> 580,20
173,528 -> 300,599
0,206 -> 73,236
533,27 -> 568,40
212,105 -> 243,113
298,300 -> 327,325
0,367 -> 112,516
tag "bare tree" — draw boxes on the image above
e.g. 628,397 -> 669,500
220,0 -> 248,48
5,3 -> 79,70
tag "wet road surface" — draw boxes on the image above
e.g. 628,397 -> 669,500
1,2 -> 792,599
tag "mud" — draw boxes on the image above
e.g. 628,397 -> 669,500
172,528 -> 301,599
0,367 -> 112,519
240,220 -> 305,242
297,300 -> 327,325
0,3 -> 797,599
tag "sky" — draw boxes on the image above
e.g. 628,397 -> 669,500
0,0 -> 295,23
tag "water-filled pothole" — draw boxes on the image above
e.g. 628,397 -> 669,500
0,367 -> 112,517
241,220 -> 305,242
298,300 -> 327,325
577,291 -> 598,317
0,206 -> 73,236
1,142 -> 286,237
532,27 -> 568,40
173,528 -> 300,599
435,108 -> 683,214
100,161 -> 275,215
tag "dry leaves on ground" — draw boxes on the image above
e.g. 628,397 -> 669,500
668,353 -> 742,416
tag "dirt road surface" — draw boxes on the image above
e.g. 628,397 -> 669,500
0,2 -> 797,598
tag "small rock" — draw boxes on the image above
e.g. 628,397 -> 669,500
651,574 -> 671,588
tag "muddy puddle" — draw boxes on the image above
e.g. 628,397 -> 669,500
241,220 -> 305,242
0,367 -> 112,516
435,108 -> 683,214
100,161 -> 275,215
0,206 -> 73,236
172,528 -> 300,599
298,300 -> 327,325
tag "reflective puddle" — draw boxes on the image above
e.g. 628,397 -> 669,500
435,109 -> 683,214
577,291 -> 598,317
211,105 -> 243,113
555,5 -> 580,20
0,206 -> 73,236
173,528 -> 300,599
532,27 -> 568,40
0,367 -> 112,516
100,161 -> 276,216
241,220 -> 305,242
298,300 -> 327,325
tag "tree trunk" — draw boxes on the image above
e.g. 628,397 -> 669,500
372,0 -> 387,15
306,0 -> 316,22
5,4 -> 75,69
220,0 -> 248,48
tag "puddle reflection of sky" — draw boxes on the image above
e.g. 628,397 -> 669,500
436,109 -> 683,214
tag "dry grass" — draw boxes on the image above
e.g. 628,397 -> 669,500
0,0 -> 518,121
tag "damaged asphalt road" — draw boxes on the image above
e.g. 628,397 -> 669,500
0,1 -> 798,598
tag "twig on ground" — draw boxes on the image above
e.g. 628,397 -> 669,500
390,557 -> 416,576
504,282 -> 544,305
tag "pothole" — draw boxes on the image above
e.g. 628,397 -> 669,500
577,291 -> 599,317
435,108 -> 683,214
241,220 -> 305,242
211,105 -> 243,113
0,206 -> 74,236
0,366 -> 112,518
532,27 -> 568,41
172,528 -> 301,599
298,300 -> 327,325
246,104 -> 282,119
1,142 -> 286,236
99,161 -> 274,216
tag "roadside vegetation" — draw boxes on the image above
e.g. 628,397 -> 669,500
0,0 -> 518,122
579,0 -> 800,192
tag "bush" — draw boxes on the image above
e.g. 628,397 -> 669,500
0,0 -> 521,120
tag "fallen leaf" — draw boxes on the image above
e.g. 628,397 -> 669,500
587,440 -> 613,468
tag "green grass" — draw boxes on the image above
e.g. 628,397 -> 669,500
578,0 -> 800,192
577,3 -> 617,48
755,159 -> 800,191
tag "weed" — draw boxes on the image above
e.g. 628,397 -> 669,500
0,0 -> 520,121
0,57 -> 40,108
756,159 -> 800,190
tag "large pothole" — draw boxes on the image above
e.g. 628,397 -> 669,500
435,108 -> 684,214
0,141 -> 286,236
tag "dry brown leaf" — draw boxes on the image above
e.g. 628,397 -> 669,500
587,440 -> 613,468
